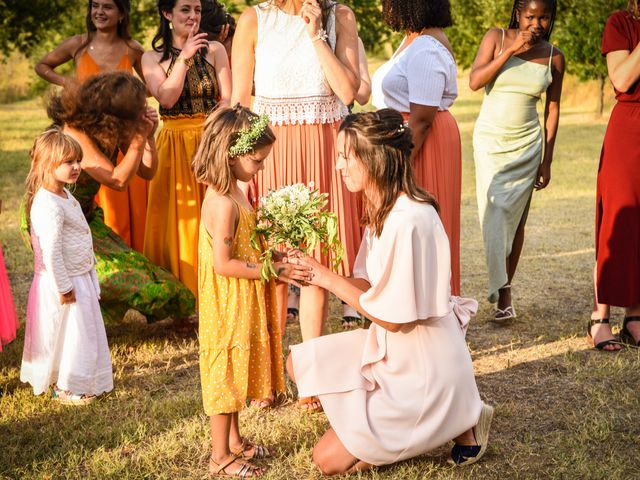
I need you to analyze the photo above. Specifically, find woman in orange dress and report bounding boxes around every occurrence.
[34,0,148,253]
[371,0,461,295]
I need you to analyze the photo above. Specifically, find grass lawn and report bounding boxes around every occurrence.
[1,76,639,480]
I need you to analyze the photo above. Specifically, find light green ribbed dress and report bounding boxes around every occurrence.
[473,37,553,302]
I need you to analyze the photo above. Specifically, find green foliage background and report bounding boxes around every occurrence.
[0,0,631,98]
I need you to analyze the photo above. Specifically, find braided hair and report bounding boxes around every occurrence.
[508,0,557,40]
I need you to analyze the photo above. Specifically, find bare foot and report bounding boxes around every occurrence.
[249,397,274,409]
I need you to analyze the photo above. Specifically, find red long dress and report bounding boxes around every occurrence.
[596,11,640,307]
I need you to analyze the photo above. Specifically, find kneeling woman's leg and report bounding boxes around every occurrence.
[313,428,372,476]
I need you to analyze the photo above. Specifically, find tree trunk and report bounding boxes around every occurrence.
[596,75,605,117]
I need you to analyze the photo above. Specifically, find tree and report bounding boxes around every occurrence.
[553,0,626,115]
[448,0,513,69]
[0,0,157,58]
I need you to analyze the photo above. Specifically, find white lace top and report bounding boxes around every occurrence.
[372,35,458,112]
[30,188,97,294]
[253,1,349,125]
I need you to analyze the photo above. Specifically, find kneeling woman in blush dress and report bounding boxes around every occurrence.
[287,109,493,475]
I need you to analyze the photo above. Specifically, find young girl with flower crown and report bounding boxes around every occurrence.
[192,104,309,477]
[20,128,113,405]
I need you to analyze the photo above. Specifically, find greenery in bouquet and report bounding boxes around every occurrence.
[251,183,343,282]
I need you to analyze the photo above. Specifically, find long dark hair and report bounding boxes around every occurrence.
[152,0,206,62]
[74,0,135,60]
[339,109,438,236]
[508,0,557,40]
[201,0,235,42]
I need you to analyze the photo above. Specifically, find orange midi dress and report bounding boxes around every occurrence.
[198,196,285,415]
[250,2,361,275]
[76,48,149,253]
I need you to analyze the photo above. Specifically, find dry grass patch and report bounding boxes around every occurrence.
[1,81,640,479]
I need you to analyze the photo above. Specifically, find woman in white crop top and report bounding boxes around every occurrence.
[372,0,462,297]
[231,0,363,411]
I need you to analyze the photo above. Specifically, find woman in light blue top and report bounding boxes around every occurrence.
[470,0,564,321]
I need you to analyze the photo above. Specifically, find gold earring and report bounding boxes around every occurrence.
[169,21,173,30]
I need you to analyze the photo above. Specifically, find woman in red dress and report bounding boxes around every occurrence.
[590,1,640,349]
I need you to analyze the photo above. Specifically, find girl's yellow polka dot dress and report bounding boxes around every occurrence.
[198,198,285,416]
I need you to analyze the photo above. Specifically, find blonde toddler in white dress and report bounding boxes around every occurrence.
[20,129,113,404]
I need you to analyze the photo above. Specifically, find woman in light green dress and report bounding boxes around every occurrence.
[470,0,564,320]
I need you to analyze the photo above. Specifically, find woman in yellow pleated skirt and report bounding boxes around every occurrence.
[141,2,231,297]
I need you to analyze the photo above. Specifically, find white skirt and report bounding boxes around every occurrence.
[20,270,113,395]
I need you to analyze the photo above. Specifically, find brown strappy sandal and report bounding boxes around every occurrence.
[209,456,264,478]
[231,439,272,460]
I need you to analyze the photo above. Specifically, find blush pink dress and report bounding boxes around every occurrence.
[291,195,482,466]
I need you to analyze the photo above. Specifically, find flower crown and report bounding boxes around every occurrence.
[228,114,270,157]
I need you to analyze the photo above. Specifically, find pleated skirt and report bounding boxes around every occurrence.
[252,121,362,276]
[406,111,462,295]
[143,115,206,297]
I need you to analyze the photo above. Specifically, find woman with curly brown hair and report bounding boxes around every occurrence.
[42,71,195,322]
[35,0,149,253]
[372,0,462,296]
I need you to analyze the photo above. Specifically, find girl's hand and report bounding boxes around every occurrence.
[60,289,76,305]
[510,30,535,54]
[181,24,209,60]
[535,162,551,190]
[273,258,311,287]
[301,0,322,38]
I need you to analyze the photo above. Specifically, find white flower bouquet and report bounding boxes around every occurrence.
[251,183,343,282]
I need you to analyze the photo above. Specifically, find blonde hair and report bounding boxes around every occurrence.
[192,104,275,195]
[629,0,639,18]
[25,127,83,220]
